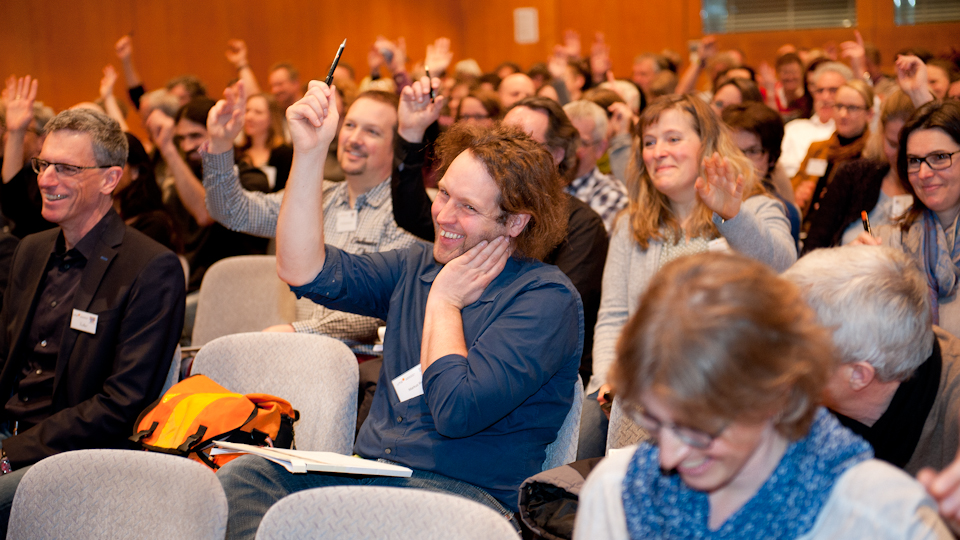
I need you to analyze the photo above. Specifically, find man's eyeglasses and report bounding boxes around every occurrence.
[831,103,868,114]
[31,158,112,177]
[627,405,726,450]
[906,151,960,174]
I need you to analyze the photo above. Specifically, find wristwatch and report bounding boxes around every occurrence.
[0,450,12,475]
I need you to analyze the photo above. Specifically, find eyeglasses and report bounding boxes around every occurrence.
[31,158,112,177]
[628,406,726,450]
[906,150,960,173]
[831,103,868,114]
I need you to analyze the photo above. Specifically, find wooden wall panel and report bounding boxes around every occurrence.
[1,0,958,119]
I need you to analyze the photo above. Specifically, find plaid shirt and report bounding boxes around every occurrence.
[565,167,628,233]
[202,148,422,355]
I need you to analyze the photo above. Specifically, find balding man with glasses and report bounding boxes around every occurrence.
[0,109,185,536]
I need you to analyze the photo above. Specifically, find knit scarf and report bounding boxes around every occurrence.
[902,208,960,325]
[621,409,872,540]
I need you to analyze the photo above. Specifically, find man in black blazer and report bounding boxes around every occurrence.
[0,109,185,532]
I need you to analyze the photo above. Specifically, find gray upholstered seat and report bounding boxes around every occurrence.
[191,255,297,347]
[542,375,584,471]
[7,449,227,540]
[254,486,519,540]
[605,396,651,452]
[191,332,358,454]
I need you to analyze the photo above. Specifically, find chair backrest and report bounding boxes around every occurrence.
[191,255,298,347]
[606,396,651,452]
[192,332,358,454]
[160,344,182,395]
[7,449,227,540]
[542,375,584,471]
[254,486,519,540]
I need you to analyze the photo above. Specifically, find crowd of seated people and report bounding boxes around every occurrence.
[1,25,960,539]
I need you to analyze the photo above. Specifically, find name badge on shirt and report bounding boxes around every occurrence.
[336,210,358,233]
[891,194,914,219]
[70,309,98,335]
[708,237,731,253]
[391,364,424,403]
[805,158,828,177]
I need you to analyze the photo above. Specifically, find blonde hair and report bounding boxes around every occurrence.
[626,94,762,249]
[863,90,915,161]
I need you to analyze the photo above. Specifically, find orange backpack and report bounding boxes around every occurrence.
[130,374,299,470]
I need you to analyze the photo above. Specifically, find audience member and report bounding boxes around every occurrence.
[762,53,807,121]
[114,132,180,252]
[115,35,205,110]
[202,84,420,356]
[575,251,951,539]
[631,53,667,99]
[709,77,763,117]
[0,109,184,535]
[582,94,796,460]
[856,100,960,339]
[498,73,536,110]
[803,91,915,252]
[217,82,581,538]
[267,63,303,111]
[780,62,852,179]
[562,100,628,231]
[455,88,501,127]
[792,79,874,221]
[928,59,960,101]
[236,93,293,191]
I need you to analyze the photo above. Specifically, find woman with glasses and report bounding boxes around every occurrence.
[802,91,915,253]
[582,94,795,459]
[455,88,501,128]
[791,79,874,221]
[858,100,960,338]
[575,252,951,539]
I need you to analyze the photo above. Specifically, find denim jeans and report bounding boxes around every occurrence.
[577,390,609,460]
[217,454,520,540]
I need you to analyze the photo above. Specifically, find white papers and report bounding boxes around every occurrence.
[514,8,539,44]
[213,441,413,477]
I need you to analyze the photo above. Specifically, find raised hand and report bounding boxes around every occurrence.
[425,37,453,76]
[558,29,582,59]
[430,236,511,310]
[698,36,718,63]
[5,75,38,133]
[115,35,133,62]
[896,55,935,107]
[840,30,866,75]
[207,81,247,154]
[607,102,635,138]
[696,152,744,221]
[225,39,249,69]
[398,76,444,143]
[146,109,176,154]
[285,81,339,156]
[374,36,407,75]
[100,65,118,100]
[590,32,612,83]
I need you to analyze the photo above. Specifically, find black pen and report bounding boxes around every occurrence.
[861,210,873,236]
[325,39,346,86]
[425,66,436,102]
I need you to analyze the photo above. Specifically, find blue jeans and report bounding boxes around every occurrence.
[577,390,609,460]
[218,455,520,540]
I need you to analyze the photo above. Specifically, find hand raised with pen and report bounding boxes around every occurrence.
[286,81,339,156]
[696,152,744,221]
[398,76,444,143]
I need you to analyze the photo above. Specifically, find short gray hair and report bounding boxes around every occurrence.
[563,100,608,144]
[44,109,128,168]
[812,62,853,86]
[141,89,180,119]
[783,245,933,382]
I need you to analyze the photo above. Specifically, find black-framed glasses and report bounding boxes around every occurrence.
[627,406,726,450]
[31,158,112,177]
[831,103,868,114]
[906,151,960,174]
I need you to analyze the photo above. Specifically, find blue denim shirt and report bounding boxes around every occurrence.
[291,243,583,510]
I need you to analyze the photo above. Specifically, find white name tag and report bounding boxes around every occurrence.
[70,309,98,334]
[890,194,913,219]
[805,158,828,177]
[391,364,424,403]
[708,237,731,253]
[336,210,358,233]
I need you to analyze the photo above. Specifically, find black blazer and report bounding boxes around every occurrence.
[0,210,185,469]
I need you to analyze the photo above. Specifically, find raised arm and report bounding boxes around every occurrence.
[897,55,936,108]
[677,36,717,95]
[99,65,129,132]
[148,109,212,226]
[225,39,262,97]
[114,35,144,108]
[2,76,38,184]
[276,82,340,286]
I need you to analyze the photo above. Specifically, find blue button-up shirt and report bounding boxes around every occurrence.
[291,243,583,510]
